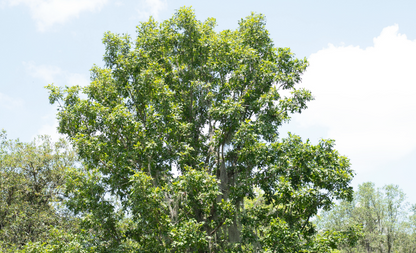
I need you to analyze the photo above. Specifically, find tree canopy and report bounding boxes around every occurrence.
[46,7,355,252]
[0,131,80,252]
[318,182,416,253]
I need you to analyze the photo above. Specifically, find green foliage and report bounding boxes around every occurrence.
[20,227,94,253]
[0,130,80,252]
[317,182,416,252]
[46,7,354,252]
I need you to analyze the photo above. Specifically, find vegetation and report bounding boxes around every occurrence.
[44,7,355,252]
[5,7,410,253]
[0,130,80,252]
[317,182,416,252]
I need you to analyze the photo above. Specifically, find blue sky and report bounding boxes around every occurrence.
[1,0,416,203]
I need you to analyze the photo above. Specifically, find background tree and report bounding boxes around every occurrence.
[0,130,80,252]
[317,182,416,253]
[47,7,355,252]
[383,184,407,252]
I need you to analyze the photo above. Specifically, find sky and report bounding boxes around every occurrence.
[1,0,416,203]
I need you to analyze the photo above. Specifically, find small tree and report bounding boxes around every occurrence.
[317,182,416,253]
[47,7,354,252]
[0,130,79,252]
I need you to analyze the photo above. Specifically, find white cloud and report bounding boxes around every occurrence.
[0,93,24,110]
[67,73,90,87]
[24,61,62,83]
[292,24,416,172]
[24,61,89,87]
[137,0,167,20]
[114,0,123,7]
[6,0,108,31]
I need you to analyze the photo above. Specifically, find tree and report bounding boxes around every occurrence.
[47,7,354,252]
[0,130,80,252]
[317,182,416,253]
[383,185,407,253]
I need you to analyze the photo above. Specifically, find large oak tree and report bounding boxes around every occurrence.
[47,7,355,252]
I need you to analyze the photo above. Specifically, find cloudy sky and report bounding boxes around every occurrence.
[1,0,416,202]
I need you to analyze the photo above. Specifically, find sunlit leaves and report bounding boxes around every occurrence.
[45,6,354,252]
